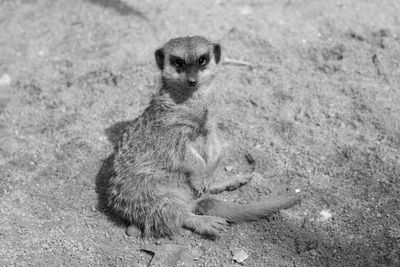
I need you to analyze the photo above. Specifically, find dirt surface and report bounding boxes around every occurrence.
[1,0,400,266]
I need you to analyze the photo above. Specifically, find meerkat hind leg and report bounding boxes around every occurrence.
[209,175,252,194]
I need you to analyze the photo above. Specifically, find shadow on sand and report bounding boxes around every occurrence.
[95,121,132,225]
[85,0,149,18]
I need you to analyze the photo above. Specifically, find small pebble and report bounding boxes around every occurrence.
[224,166,234,172]
[38,48,46,57]
[317,209,333,222]
[231,249,248,263]
[295,188,301,193]
[126,225,142,237]
[0,74,11,86]
[240,6,253,15]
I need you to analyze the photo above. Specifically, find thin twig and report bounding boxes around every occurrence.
[223,58,253,67]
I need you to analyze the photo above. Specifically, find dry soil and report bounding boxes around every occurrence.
[1,0,400,266]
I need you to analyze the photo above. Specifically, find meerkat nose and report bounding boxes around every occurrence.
[187,78,198,87]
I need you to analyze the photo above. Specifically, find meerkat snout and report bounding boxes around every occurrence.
[187,77,198,87]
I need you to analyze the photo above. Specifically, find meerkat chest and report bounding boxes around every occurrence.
[190,133,210,161]
[191,120,219,162]
[185,106,219,162]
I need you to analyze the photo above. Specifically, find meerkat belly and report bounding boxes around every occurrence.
[205,129,221,160]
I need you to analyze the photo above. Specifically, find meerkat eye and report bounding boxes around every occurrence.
[198,57,208,66]
[174,59,184,68]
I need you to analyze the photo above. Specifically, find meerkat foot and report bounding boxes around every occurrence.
[183,214,228,238]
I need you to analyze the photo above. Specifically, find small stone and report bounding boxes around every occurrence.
[38,48,46,57]
[0,74,11,86]
[231,249,248,264]
[295,189,301,193]
[240,6,253,15]
[224,166,234,172]
[126,225,142,237]
[317,209,333,222]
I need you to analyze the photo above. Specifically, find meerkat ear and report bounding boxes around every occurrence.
[155,48,165,70]
[213,43,221,64]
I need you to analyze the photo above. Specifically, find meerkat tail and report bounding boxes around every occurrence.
[194,195,300,223]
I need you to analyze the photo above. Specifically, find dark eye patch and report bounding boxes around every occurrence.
[170,56,185,69]
[198,53,210,66]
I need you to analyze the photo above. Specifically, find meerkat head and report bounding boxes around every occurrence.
[155,36,221,97]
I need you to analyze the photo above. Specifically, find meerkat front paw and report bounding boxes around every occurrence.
[190,178,210,198]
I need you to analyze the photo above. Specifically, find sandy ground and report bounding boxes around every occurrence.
[1,0,400,266]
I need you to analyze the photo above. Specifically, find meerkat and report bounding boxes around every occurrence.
[107,36,300,238]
